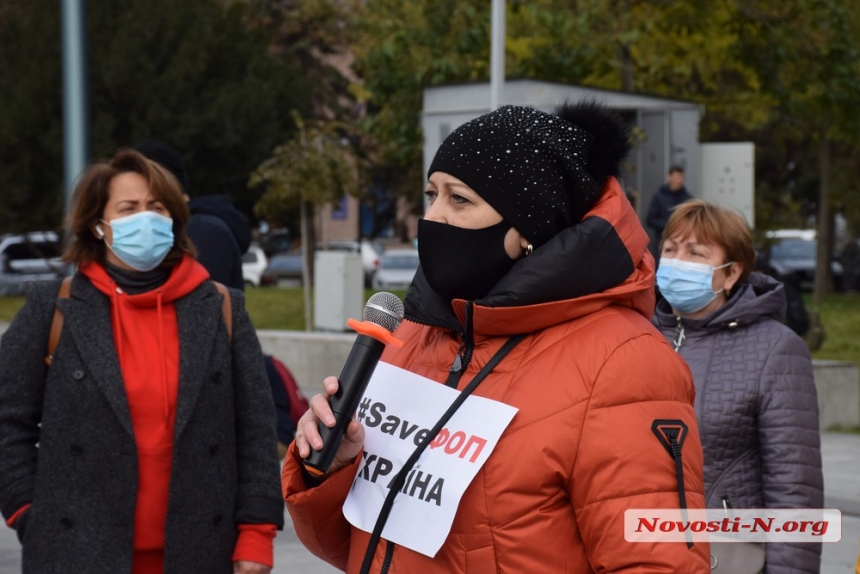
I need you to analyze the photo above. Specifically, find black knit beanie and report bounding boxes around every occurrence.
[427,101,630,248]
[133,139,189,193]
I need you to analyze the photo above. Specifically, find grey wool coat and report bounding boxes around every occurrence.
[0,274,284,573]
[654,272,823,574]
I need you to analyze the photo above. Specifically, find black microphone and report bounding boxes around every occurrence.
[303,291,404,476]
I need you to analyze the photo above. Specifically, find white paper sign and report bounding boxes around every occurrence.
[342,361,518,557]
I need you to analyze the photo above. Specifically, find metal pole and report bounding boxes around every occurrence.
[490,0,505,111]
[61,0,89,217]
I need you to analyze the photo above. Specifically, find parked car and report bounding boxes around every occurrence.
[0,231,68,296]
[372,248,420,290]
[317,239,384,286]
[261,248,303,286]
[839,239,860,292]
[241,245,268,287]
[759,229,843,291]
[259,230,293,257]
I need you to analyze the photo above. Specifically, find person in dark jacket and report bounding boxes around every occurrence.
[134,140,298,450]
[653,199,823,574]
[646,165,693,239]
[0,149,283,574]
[134,140,251,290]
[186,194,252,290]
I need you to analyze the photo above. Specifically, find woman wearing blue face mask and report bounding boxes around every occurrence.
[0,150,283,574]
[653,199,823,574]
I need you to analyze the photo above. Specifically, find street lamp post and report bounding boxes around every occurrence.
[61,0,89,217]
[490,0,505,111]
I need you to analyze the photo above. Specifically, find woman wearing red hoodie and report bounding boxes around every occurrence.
[0,150,283,573]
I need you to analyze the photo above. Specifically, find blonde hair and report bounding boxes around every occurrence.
[662,199,755,283]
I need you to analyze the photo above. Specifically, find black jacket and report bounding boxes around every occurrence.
[187,195,252,290]
[646,184,693,234]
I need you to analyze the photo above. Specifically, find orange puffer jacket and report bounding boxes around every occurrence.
[283,179,710,573]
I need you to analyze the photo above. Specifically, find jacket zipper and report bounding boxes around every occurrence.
[672,315,686,351]
[405,302,474,388]
[445,302,474,388]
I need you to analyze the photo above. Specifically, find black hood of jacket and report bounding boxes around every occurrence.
[188,195,252,254]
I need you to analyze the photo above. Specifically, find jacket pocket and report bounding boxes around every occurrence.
[707,448,760,507]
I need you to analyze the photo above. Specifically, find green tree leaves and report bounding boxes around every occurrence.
[0,0,310,232]
[86,0,310,215]
[0,2,64,232]
[3,0,860,255]
[251,113,362,216]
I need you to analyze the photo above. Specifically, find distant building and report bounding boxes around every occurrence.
[422,79,754,249]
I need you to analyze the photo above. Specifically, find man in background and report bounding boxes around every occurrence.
[647,165,693,240]
[135,139,302,452]
[133,139,250,290]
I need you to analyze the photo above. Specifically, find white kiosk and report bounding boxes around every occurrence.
[422,80,754,239]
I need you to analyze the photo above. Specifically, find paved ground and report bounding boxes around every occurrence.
[0,432,857,573]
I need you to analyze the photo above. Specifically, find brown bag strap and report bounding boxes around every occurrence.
[45,277,73,367]
[44,278,233,368]
[212,281,233,342]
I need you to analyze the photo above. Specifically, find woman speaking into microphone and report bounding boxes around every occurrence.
[284,103,711,573]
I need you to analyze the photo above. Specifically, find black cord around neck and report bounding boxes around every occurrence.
[359,334,525,574]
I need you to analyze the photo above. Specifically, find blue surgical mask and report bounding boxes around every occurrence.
[656,257,733,314]
[100,211,174,271]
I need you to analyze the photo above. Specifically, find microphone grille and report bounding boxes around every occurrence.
[363,291,404,333]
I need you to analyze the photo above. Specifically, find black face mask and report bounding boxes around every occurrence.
[417,218,517,301]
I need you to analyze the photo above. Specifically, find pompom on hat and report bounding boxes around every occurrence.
[427,100,631,248]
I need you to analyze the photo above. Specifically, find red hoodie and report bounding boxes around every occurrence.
[81,256,275,573]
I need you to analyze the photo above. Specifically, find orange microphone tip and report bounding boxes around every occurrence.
[303,464,325,476]
[346,318,404,348]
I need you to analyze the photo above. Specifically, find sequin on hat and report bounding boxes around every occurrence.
[428,105,600,248]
